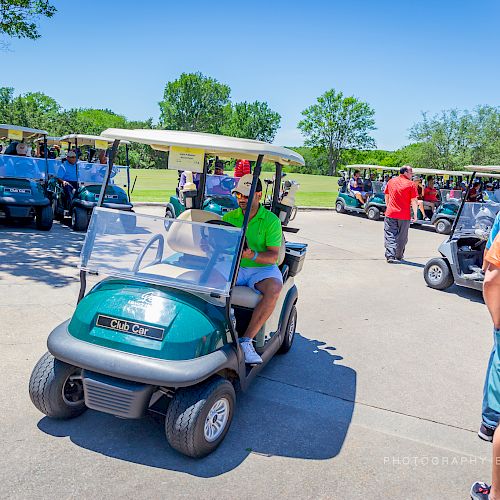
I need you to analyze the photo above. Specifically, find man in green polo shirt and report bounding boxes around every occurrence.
[223,174,283,364]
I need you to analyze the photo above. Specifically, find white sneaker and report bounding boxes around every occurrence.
[240,340,262,364]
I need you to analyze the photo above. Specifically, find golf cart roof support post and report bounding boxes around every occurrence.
[97,139,120,208]
[43,134,48,187]
[449,171,477,240]
[225,153,264,361]
[126,144,131,199]
[273,162,282,209]
[75,137,78,159]
[196,154,209,209]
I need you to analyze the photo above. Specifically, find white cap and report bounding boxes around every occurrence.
[16,142,28,155]
[232,174,261,196]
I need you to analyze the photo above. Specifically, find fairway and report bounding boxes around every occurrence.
[129,169,340,207]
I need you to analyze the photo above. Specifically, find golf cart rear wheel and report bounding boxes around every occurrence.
[165,377,235,458]
[278,305,297,354]
[72,207,89,232]
[366,206,381,221]
[29,352,86,419]
[424,258,454,290]
[35,205,53,231]
[435,219,452,235]
[335,200,346,214]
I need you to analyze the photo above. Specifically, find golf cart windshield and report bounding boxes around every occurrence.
[80,208,242,296]
[440,189,463,203]
[205,175,238,197]
[372,181,384,194]
[0,155,47,180]
[76,161,128,186]
[454,202,500,237]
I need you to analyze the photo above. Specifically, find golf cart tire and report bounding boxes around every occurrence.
[35,205,53,231]
[278,305,297,354]
[335,200,346,214]
[165,207,175,219]
[29,352,87,419]
[72,207,89,232]
[366,206,381,221]
[424,258,454,290]
[435,219,452,235]
[165,377,235,458]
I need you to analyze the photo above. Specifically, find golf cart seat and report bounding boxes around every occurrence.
[177,209,221,223]
[230,237,286,309]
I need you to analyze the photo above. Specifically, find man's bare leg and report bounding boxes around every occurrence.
[244,278,282,339]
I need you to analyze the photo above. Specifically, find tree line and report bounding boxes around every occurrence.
[1,73,498,174]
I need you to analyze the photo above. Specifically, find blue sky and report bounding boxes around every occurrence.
[1,0,498,150]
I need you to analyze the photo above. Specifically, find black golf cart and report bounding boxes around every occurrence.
[29,129,308,458]
[0,124,53,230]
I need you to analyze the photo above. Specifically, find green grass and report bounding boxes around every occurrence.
[129,169,339,207]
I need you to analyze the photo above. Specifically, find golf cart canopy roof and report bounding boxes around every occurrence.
[346,164,400,171]
[60,134,130,147]
[0,124,48,141]
[34,136,61,146]
[411,167,469,176]
[464,165,500,174]
[100,128,305,166]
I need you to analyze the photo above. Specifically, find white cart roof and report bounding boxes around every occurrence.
[34,136,61,145]
[346,164,400,171]
[60,134,130,146]
[0,124,48,140]
[464,165,500,174]
[101,128,305,166]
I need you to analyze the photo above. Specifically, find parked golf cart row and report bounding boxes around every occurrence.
[0,125,133,232]
[335,164,489,235]
[424,165,500,293]
[29,129,308,459]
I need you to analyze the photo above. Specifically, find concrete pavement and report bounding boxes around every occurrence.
[0,210,493,499]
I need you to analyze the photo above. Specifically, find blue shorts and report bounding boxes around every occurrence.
[236,265,283,293]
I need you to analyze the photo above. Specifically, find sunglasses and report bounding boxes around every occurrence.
[234,192,248,200]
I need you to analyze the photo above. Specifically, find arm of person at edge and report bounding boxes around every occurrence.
[242,246,280,265]
[483,234,500,329]
[410,197,418,222]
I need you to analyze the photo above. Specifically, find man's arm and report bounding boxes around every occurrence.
[242,246,280,265]
[411,197,418,222]
[484,264,500,329]
[385,195,389,205]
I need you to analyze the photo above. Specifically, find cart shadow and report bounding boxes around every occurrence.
[0,222,84,287]
[37,334,356,477]
[443,284,484,304]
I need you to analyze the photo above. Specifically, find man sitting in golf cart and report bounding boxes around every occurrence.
[58,151,79,206]
[349,170,370,205]
[222,174,283,365]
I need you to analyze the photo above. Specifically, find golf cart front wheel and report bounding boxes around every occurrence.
[29,352,86,419]
[424,258,454,290]
[366,206,381,221]
[165,377,235,458]
[164,207,175,219]
[335,200,346,214]
[278,305,297,354]
[72,207,89,231]
[35,205,53,231]
[435,219,452,235]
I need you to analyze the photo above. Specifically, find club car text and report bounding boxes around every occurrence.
[96,315,164,340]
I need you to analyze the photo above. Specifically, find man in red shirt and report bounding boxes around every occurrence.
[383,165,418,263]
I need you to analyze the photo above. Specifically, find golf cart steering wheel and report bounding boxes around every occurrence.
[203,220,238,255]
[132,234,165,273]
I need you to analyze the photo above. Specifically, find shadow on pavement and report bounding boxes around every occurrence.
[0,222,84,287]
[37,334,356,477]
[398,259,425,268]
[443,284,484,304]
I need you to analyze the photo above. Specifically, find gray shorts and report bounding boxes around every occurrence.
[236,265,283,293]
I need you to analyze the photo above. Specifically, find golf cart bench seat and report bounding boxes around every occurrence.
[230,238,287,309]
[178,209,221,223]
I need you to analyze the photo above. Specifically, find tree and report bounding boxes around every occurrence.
[159,72,231,134]
[298,89,376,175]
[221,101,281,142]
[0,0,56,40]
[6,91,60,131]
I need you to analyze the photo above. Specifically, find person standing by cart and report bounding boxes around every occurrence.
[383,165,418,263]
[471,232,500,499]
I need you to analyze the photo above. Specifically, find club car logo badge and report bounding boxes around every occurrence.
[5,187,31,194]
[96,314,164,341]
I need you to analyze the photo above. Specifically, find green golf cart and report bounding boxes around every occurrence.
[0,124,53,230]
[165,173,240,219]
[49,134,133,231]
[29,129,307,458]
[335,165,399,219]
